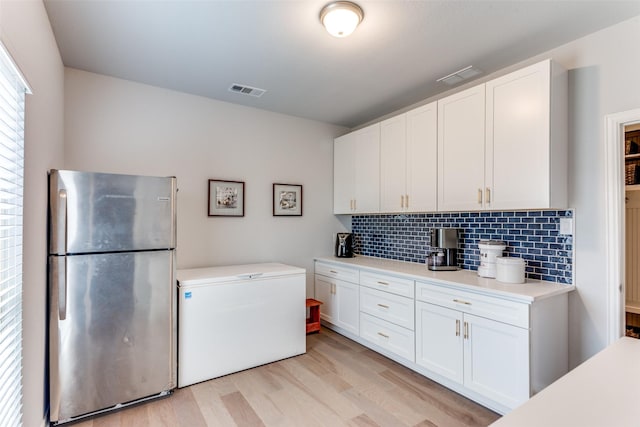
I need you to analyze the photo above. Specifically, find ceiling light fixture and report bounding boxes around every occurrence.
[320,1,364,38]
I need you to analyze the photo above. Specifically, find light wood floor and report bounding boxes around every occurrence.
[73,327,500,427]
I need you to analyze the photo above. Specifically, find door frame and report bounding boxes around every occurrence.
[605,108,640,344]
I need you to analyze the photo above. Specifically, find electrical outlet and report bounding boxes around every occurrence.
[559,218,574,235]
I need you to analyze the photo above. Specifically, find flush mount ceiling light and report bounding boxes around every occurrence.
[320,1,364,38]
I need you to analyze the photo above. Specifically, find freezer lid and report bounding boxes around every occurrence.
[177,263,305,286]
[49,170,177,254]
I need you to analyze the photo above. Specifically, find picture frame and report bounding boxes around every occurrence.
[273,183,302,216]
[208,179,245,217]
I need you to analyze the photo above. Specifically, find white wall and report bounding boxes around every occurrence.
[0,1,65,426]
[550,15,640,367]
[64,69,348,295]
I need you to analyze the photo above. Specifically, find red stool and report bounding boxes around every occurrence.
[306,298,323,334]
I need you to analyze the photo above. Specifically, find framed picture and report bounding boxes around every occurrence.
[273,183,302,216]
[208,179,245,217]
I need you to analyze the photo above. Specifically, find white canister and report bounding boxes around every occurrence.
[496,257,526,284]
[478,240,506,278]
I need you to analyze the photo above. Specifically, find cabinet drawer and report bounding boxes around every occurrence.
[315,261,359,284]
[360,312,415,362]
[415,281,529,328]
[360,271,414,298]
[360,286,414,330]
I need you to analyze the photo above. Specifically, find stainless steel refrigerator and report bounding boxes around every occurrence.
[48,170,177,424]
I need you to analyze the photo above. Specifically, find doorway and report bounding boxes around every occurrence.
[624,124,640,337]
[605,108,640,344]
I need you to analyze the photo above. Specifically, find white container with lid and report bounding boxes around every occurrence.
[478,240,506,278]
[496,257,526,284]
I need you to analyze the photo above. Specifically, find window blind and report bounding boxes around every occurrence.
[0,42,29,427]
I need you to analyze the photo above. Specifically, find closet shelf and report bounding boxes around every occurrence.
[625,184,640,192]
[625,301,640,315]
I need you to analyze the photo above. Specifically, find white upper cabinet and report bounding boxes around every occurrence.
[335,59,567,214]
[333,123,380,214]
[438,59,567,212]
[485,59,567,210]
[380,114,407,212]
[437,85,487,211]
[380,102,437,213]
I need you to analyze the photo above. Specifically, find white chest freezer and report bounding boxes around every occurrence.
[177,263,306,387]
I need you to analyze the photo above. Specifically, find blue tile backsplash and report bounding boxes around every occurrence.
[351,210,574,284]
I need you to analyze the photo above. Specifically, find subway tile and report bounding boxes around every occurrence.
[351,209,573,284]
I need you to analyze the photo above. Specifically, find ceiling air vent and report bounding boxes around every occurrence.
[228,83,267,98]
[436,66,482,86]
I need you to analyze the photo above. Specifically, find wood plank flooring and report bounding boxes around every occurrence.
[72,328,500,427]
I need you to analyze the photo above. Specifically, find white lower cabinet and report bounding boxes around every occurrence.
[360,312,415,362]
[314,262,360,335]
[314,258,570,415]
[416,301,529,409]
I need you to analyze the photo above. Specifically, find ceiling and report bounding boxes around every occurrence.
[44,1,640,128]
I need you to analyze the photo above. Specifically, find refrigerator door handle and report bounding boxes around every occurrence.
[57,257,67,320]
[55,189,67,254]
[50,256,67,321]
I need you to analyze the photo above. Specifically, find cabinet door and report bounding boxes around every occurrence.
[335,280,360,335]
[415,301,463,384]
[486,60,551,210]
[314,275,336,324]
[464,313,530,409]
[406,102,437,212]
[380,114,407,212]
[334,133,356,214]
[438,85,486,211]
[353,123,381,213]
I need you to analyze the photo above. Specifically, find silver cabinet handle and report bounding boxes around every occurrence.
[353,199,357,211]
[377,303,389,309]
[464,321,469,340]
[486,187,491,204]
[377,332,389,338]
[455,319,460,337]
[405,194,409,208]
[330,270,338,274]
[453,299,472,305]
[477,188,483,204]
[377,281,389,286]
[400,195,404,208]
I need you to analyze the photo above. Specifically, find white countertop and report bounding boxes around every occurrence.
[315,255,574,303]
[490,337,640,427]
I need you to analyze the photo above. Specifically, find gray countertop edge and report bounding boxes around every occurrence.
[314,255,575,304]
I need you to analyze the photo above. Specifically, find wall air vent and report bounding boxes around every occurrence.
[228,83,267,98]
[436,65,482,86]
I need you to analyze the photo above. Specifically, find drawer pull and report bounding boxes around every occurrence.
[377,281,389,286]
[455,319,460,337]
[329,270,338,274]
[453,299,472,305]
[377,304,389,309]
[377,332,389,338]
[464,321,469,340]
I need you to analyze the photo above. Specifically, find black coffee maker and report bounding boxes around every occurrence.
[335,233,354,258]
